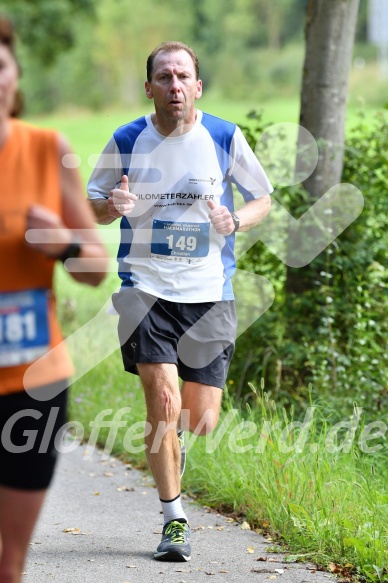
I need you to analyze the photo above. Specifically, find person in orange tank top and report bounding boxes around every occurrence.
[0,16,108,582]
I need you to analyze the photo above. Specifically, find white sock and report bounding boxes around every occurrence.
[160,493,188,524]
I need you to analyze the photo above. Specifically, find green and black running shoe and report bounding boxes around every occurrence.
[177,430,186,478]
[154,519,191,562]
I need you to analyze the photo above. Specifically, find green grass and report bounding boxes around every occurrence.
[185,388,388,581]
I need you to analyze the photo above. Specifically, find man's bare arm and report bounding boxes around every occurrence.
[89,175,137,225]
[89,198,117,225]
[236,195,271,232]
[208,194,271,235]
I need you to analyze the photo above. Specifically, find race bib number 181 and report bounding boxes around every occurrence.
[0,289,50,367]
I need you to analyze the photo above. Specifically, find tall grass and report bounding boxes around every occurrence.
[184,385,388,581]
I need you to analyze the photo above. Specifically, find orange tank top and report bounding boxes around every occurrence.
[0,119,74,395]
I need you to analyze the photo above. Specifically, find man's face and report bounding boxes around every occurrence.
[145,50,202,125]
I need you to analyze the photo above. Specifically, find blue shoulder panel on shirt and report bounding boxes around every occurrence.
[114,117,148,174]
[201,112,236,176]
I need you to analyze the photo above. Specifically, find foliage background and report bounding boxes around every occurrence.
[1,0,383,114]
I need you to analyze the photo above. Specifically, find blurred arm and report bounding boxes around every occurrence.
[27,135,109,286]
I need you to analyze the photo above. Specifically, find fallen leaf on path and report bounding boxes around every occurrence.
[93,491,100,496]
[103,472,114,477]
[257,557,267,561]
[247,546,255,553]
[274,569,284,574]
[63,527,90,536]
[240,521,251,530]
[328,562,354,578]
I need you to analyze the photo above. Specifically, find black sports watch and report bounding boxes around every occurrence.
[57,240,82,263]
[231,212,240,233]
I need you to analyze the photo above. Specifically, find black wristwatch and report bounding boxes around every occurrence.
[231,212,240,233]
[57,240,82,263]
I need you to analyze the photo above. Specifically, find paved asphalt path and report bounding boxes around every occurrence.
[25,443,335,583]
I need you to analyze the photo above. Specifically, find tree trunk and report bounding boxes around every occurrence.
[286,0,360,295]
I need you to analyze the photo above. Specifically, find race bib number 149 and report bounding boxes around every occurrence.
[151,220,210,258]
[0,289,50,367]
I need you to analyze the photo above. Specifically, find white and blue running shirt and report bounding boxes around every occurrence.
[88,110,273,302]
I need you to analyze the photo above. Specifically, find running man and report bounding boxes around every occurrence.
[88,41,272,562]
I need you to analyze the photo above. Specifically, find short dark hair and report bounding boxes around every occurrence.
[0,15,23,117]
[146,41,199,82]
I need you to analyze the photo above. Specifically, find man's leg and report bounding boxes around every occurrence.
[180,382,223,435]
[137,362,181,499]
[0,486,46,583]
[137,362,191,562]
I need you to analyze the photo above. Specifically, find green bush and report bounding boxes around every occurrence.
[231,110,388,417]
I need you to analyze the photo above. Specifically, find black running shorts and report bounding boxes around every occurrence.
[0,381,68,490]
[112,288,237,389]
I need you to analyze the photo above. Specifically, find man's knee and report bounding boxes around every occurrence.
[181,408,219,436]
[147,388,182,426]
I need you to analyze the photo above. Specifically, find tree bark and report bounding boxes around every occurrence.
[286,0,360,294]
